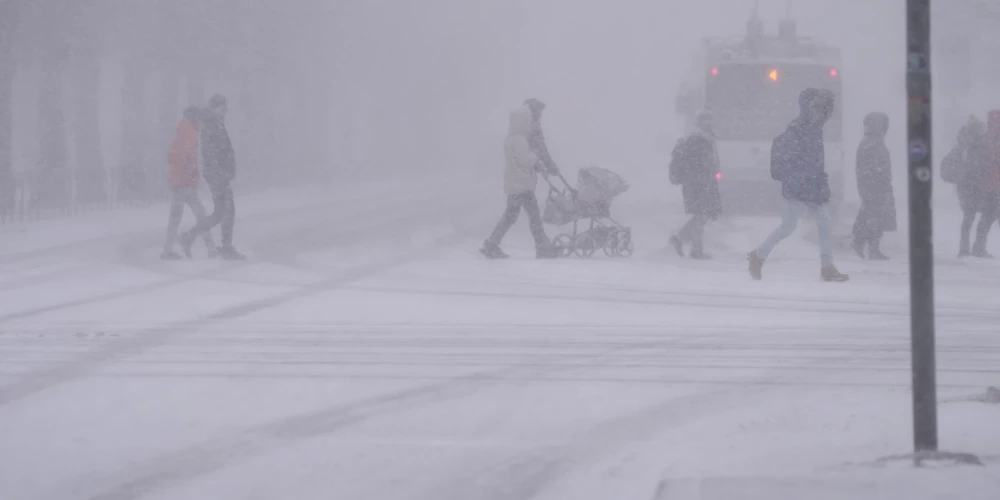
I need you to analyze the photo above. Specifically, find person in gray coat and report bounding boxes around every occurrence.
[851,112,897,260]
[481,104,557,259]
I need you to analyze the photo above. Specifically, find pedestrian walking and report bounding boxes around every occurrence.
[851,112,896,260]
[179,94,245,260]
[162,106,216,260]
[747,88,849,282]
[668,110,722,259]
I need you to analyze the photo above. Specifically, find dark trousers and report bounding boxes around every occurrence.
[487,191,548,249]
[677,213,708,253]
[965,193,999,253]
[186,182,235,247]
[164,187,215,253]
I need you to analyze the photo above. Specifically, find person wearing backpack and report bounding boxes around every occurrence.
[747,88,849,282]
[944,116,992,257]
[668,110,722,259]
[851,112,896,260]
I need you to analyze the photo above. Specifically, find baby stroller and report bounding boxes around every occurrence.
[542,166,633,258]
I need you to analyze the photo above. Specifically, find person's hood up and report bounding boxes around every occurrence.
[524,98,545,122]
[508,105,534,137]
[694,110,714,137]
[863,112,889,137]
[797,87,834,126]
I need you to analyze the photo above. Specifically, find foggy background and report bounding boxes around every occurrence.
[1,0,998,215]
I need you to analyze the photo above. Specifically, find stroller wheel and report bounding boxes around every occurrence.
[603,230,620,257]
[553,234,574,257]
[574,234,597,258]
[618,231,634,258]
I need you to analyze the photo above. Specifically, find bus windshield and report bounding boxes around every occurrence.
[705,63,842,141]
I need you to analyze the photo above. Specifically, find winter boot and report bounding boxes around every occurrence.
[179,233,195,259]
[689,250,712,260]
[747,251,764,281]
[536,244,560,259]
[207,247,221,259]
[160,250,183,261]
[668,235,685,257]
[219,246,247,261]
[852,238,867,259]
[479,240,509,260]
[972,248,996,259]
[821,265,850,282]
[868,239,890,260]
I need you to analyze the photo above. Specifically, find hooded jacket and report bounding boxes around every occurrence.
[168,107,202,189]
[772,88,833,204]
[853,112,896,235]
[524,98,557,171]
[503,105,540,195]
[956,117,990,212]
[675,111,722,217]
[200,108,236,186]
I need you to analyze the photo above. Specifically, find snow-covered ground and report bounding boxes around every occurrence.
[1,179,998,500]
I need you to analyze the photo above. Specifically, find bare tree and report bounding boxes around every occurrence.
[0,0,24,214]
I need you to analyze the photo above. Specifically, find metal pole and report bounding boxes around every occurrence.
[905,0,938,453]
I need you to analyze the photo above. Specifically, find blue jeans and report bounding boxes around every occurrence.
[756,199,834,267]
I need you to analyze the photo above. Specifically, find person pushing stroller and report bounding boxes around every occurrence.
[481,99,560,259]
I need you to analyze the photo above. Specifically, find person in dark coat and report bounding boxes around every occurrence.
[953,116,992,257]
[179,94,245,260]
[851,112,896,260]
[748,88,848,282]
[668,110,722,259]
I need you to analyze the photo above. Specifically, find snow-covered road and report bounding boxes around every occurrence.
[1,180,998,500]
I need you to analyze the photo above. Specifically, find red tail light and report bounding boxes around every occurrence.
[715,172,723,180]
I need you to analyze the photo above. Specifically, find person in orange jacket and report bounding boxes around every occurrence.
[162,106,216,259]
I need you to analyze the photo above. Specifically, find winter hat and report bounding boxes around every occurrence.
[524,98,546,118]
[966,115,985,134]
[208,94,227,111]
[863,112,889,137]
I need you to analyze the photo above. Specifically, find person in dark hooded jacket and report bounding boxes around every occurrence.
[668,110,722,259]
[179,94,245,260]
[748,88,849,282]
[951,116,993,257]
[851,112,896,260]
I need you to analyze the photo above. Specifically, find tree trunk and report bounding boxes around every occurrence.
[34,54,69,208]
[72,54,106,203]
[0,3,19,215]
[119,59,146,202]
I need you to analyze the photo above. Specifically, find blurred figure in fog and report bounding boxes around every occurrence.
[162,107,217,260]
[523,98,559,175]
[480,102,557,259]
[747,88,849,282]
[943,116,992,258]
[668,110,722,259]
[851,112,896,260]
[180,94,246,260]
[980,110,1000,256]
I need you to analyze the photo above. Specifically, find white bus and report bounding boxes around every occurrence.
[675,19,845,215]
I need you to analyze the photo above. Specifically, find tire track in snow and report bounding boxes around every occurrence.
[0,199,489,407]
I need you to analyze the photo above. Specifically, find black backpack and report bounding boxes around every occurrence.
[669,137,692,185]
